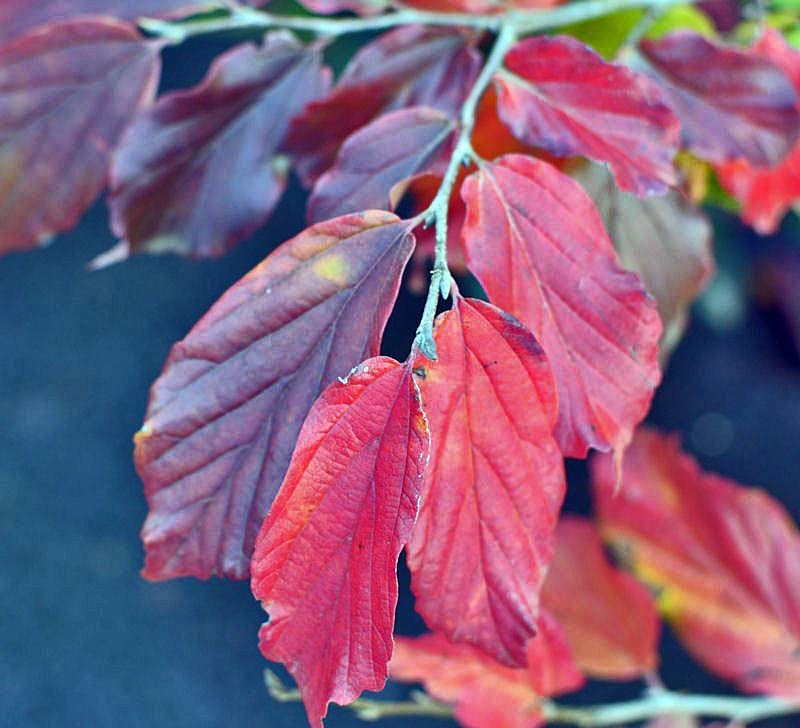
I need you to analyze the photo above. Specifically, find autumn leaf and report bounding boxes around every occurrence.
[593,428,800,699]
[407,295,564,666]
[461,154,662,459]
[285,25,480,186]
[0,19,161,254]
[251,357,429,728]
[0,0,210,43]
[135,212,414,580]
[541,515,660,680]
[307,107,455,223]
[107,33,329,259]
[716,29,800,234]
[494,34,680,196]
[638,31,800,167]
[390,618,583,728]
[572,162,714,363]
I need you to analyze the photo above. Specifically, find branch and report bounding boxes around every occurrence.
[412,21,516,359]
[265,669,800,727]
[139,0,691,43]
[264,670,453,722]
[542,688,799,726]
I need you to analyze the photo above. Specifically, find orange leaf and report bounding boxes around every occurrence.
[593,428,800,699]
[542,515,660,680]
[391,617,583,728]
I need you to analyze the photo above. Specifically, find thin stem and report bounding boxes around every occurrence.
[140,0,691,44]
[542,689,799,726]
[412,22,517,360]
[264,670,453,721]
[265,669,800,727]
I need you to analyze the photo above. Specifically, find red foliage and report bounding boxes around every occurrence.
[407,295,563,665]
[251,357,429,727]
[135,213,414,579]
[495,34,680,196]
[3,4,800,726]
[0,19,160,253]
[461,154,662,459]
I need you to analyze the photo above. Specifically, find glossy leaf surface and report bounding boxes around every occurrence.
[285,25,479,186]
[717,30,800,234]
[135,212,414,580]
[461,154,662,459]
[109,34,328,259]
[407,295,564,666]
[594,428,800,699]
[391,619,583,728]
[573,162,714,361]
[0,19,160,254]
[252,358,429,728]
[541,516,660,679]
[639,31,800,167]
[308,107,455,223]
[495,35,679,196]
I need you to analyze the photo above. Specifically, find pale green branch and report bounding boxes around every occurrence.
[265,670,800,727]
[541,688,799,726]
[412,21,517,359]
[140,0,693,42]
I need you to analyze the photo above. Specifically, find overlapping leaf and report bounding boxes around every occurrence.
[494,34,680,196]
[251,357,429,728]
[717,30,800,234]
[638,31,800,167]
[390,618,583,728]
[573,162,714,361]
[593,428,800,699]
[0,19,160,254]
[0,1,210,43]
[108,33,328,259]
[285,25,480,186]
[135,212,415,580]
[461,154,662,459]
[541,516,660,680]
[407,295,564,666]
[307,107,455,223]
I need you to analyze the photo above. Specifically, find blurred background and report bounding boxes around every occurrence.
[2,29,800,728]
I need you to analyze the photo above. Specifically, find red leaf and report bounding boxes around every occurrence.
[494,35,679,197]
[0,19,160,254]
[716,30,800,234]
[593,428,800,699]
[135,212,414,580]
[572,162,714,362]
[391,620,583,728]
[541,515,660,680]
[251,357,429,728]
[407,295,564,666]
[461,154,662,459]
[107,33,328,259]
[285,25,480,186]
[0,1,207,43]
[639,31,800,167]
[307,107,455,223]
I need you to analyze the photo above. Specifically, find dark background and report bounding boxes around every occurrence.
[2,35,800,728]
